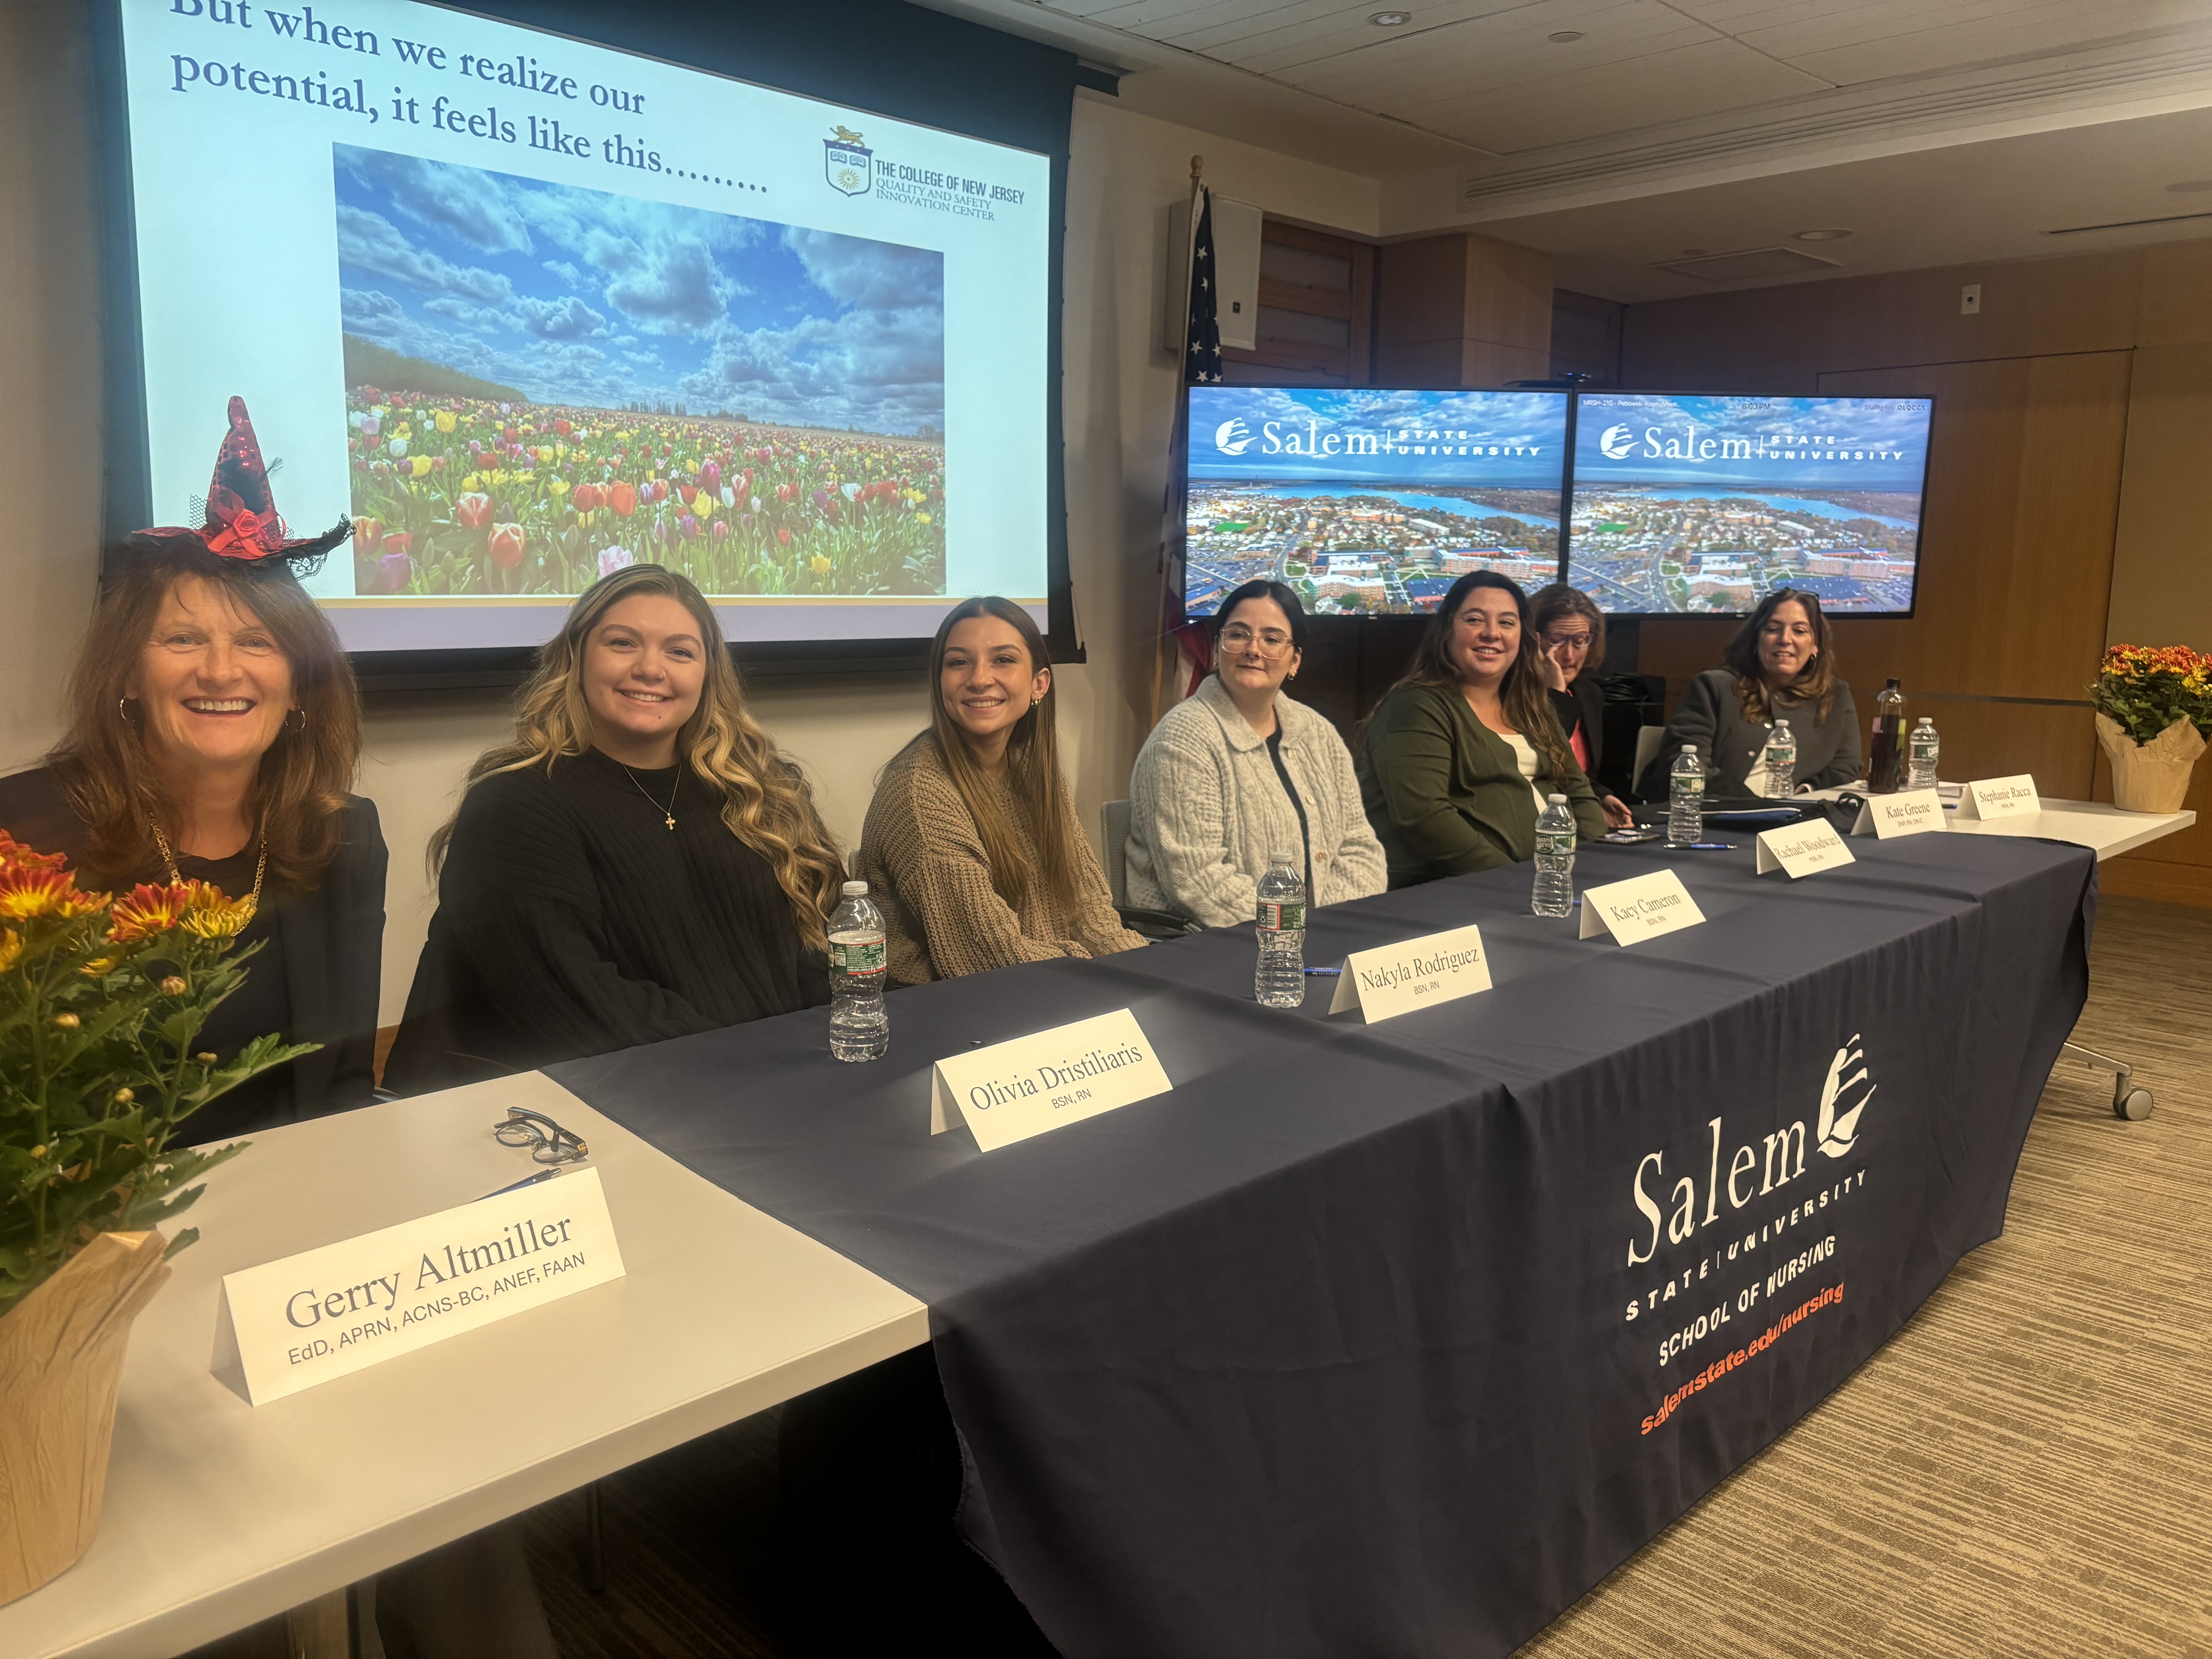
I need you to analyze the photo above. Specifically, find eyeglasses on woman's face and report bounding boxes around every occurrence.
[1219,624,1294,654]
[1541,629,1593,656]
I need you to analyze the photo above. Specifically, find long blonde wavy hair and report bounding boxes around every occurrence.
[430,565,843,947]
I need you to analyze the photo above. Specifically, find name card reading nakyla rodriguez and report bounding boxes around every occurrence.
[1580,868,1706,945]
[1850,788,1946,838]
[1327,922,1491,1023]
[930,1008,1172,1152]
[211,1165,624,1407]
[1958,773,2039,819]
[1755,818,1856,879]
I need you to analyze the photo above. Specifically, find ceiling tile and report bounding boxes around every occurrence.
[1761,0,2199,85]
[1262,0,1719,95]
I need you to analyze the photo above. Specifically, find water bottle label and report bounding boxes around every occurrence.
[1258,900,1305,933]
[830,936,886,976]
[1675,776,1704,797]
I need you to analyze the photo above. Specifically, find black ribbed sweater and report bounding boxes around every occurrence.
[383,747,829,1093]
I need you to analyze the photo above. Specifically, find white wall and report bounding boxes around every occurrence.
[0,13,1382,1022]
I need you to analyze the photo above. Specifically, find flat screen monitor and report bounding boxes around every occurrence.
[1183,388,1571,617]
[109,0,1054,665]
[1565,392,1934,616]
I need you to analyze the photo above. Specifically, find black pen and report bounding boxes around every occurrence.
[476,1168,561,1202]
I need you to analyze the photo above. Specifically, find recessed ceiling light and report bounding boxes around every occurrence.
[2166,179,2212,193]
[1548,29,1583,41]
[1369,10,1413,24]
[1792,228,1852,241]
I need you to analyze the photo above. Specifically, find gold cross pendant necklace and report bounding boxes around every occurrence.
[621,763,680,830]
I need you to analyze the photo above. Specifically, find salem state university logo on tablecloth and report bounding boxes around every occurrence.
[825,125,871,196]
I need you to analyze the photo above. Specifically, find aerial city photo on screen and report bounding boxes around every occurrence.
[1566,392,1934,615]
[1183,387,1569,616]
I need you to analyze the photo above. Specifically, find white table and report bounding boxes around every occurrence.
[0,1072,929,1659]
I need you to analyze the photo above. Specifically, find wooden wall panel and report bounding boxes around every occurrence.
[1376,231,1553,387]
[2106,343,2212,656]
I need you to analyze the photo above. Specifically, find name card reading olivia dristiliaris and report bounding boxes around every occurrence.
[211,1165,625,1406]
[930,1008,1173,1152]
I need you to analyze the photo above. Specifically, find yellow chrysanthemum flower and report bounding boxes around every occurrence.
[179,884,257,941]
[0,928,20,972]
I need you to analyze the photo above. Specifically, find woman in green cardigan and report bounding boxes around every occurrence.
[1359,571,1607,887]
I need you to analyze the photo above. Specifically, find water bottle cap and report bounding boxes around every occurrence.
[1269,852,1294,866]
[841,880,868,896]
[1548,792,1566,803]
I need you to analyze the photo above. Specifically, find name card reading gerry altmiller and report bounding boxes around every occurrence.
[1580,868,1706,946]
[1327,922,1491,1023]
[930,1008,1172,1152]
[1850,788,1946,839]
[1755,818,1856,879]
[1958,773,2040,820]
[211,1166,625,1407]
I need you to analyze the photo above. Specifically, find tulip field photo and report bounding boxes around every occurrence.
[332,145,947,599]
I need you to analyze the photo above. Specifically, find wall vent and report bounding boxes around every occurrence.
[1651,246,1842,283]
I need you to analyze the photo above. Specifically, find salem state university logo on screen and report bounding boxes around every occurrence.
[825,125,871,197]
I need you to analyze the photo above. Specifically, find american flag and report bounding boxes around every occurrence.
[1154,179,1223,719]
[1184,185,1223,386]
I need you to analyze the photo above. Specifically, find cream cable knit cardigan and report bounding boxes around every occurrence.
[1125,675,1387,928]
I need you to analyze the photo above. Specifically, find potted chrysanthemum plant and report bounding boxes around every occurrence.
[2090,644,2212,814]
[0,832,312,1604]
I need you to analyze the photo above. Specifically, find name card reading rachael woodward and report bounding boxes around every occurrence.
[1755,818,1856,879]
[1327,922,1491,1022]
[211,1166,625,1407]
[1850,788,1946,839]
[1580,869,1706,946]
[931,1008,1172,1152]
[1958,773,2040,819]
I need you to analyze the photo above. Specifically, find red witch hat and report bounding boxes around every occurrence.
[113,396,352,579]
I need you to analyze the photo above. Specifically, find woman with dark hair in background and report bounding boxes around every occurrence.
[1125,578,1384,927]
[1530,582,1635,830]
[384,563,842,1092]
[1359,571,1606,888]
[856,594,1142,982]
[1634,587,1860,799]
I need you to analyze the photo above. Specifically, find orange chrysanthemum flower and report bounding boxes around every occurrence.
[0,831,68,874]
[107,882,195,943]
[0,863,108,922]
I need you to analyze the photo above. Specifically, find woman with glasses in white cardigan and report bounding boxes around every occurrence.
[1126,579,1386,928]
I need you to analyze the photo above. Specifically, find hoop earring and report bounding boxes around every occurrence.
[285,707,307,735]
[118,696,136,725]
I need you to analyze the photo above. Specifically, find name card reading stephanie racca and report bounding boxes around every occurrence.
[930,1008,1172,1152]
[211,1166,624,1407]
[1327,922,1491,1022]
[1755,819,1856,879]
[1580,868,1707,945]
[1850,788,1946,839]
[1958,774,2040,820]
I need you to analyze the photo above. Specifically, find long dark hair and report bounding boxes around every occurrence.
[1208,579,1309,651]
[1723,587,1838,722]
[911,596,1080,913]
[430,564,843,948]
[1374,571,1576,780]
[48,553,362,889]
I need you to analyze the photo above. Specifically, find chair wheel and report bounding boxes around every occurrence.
[2115,1085,2154,1121]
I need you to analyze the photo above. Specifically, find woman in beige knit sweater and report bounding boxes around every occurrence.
[857,596,1143,984]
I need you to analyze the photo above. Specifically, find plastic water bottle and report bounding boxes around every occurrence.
[1532,794,1577,916]
[1906,716,1940,790]
[1667,749,1705,847]
[827,879,889,1061]
[1255,853,1305,1009]
[1762,720,1798,800]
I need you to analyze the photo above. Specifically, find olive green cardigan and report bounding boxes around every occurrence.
[1358,682,1606,886]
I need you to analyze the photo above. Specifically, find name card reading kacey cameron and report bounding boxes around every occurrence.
[931,1008,1173,1152]
[211,1164,625,1407]
[1580,868,1707,945]
[1328,922,1491,1022]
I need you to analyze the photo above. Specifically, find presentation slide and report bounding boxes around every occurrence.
[1566,392,1934,616]
[117,0,1051,651]
[1184,388,1570,616]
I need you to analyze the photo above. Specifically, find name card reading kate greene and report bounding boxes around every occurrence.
[1850,788,1946,839]
[211,1166,625,1407]
[1326,922,1491,1022]
[1957,773,2040,820]
[1579,868,1707,946]
[929,1008,1173,1153]
[1755,819,1856,879]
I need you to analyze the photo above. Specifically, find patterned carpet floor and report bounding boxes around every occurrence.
[518,894,2212,1659]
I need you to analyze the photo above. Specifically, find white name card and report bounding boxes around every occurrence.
[1755,818,1856,879]
[929,1008,1172,1152]
[1326,922,1491,1023]
[1580,869,1706,945]
[1850,788,1946,838]
[211,1166,625,1407]
[1958,774,2039,819]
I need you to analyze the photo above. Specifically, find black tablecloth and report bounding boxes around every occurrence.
[551,832,2095,1658]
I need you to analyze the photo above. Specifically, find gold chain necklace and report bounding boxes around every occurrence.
[152,822,267,911]
[620,763,680,830]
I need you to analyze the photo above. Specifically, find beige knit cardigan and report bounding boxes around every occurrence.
[855,734,1145,986]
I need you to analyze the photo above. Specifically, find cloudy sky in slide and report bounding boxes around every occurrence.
[332,145,944,434]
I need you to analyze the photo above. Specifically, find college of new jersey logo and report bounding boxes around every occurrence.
[824,125,871,197]
[1213,418,1255,456]
[1597,423,1637,460]
[1817,1033,1873,1158]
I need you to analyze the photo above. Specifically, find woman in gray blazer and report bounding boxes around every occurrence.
[1636,588,1861,799]
[1128,580,1386,927]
